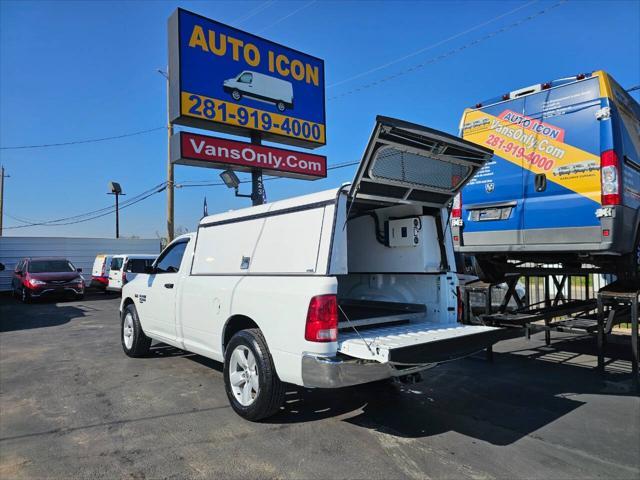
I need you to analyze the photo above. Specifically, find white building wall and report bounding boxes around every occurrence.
[0,237,161,291]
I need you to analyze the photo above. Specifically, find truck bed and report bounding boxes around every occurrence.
[338,299,426,329]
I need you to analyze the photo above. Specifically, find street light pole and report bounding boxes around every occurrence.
[108,182,124,239]
[115,191,120,239]
[0,165,5,236]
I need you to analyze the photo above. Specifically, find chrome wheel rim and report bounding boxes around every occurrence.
[229,345,259,406]
[123,313,134,349]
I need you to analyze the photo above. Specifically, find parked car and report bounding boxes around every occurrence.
[12,257,85,303]
[91,254,113,290]
[119,116,506,421]
[107,254,157,293]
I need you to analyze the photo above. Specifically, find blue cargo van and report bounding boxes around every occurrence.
[453,71,640,281]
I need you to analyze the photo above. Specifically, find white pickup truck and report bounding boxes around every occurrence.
[120,116,504,420]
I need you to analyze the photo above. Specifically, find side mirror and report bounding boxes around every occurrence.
[144,265,156,274]
[77,268,83,273]
[0,263,5,271]
[15,270,22,276]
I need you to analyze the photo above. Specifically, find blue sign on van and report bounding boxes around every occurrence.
[168,8,326,149]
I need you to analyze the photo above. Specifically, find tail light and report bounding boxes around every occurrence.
[452,193,462,218]
[101,261,106,276]
[601,150,620,205]
[305,294,338,342]
[456,286,464,323]
[122,271,127,284]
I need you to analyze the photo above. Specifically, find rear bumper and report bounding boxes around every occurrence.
[90,277,109,289]
[301,355,432,389]
[454,205,638,255]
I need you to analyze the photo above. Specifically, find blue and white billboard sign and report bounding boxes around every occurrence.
[168,8,326,149]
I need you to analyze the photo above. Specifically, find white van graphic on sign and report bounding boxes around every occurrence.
[223,71,294,112]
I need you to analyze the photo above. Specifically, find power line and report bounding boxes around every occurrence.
[4,182,167,229]
[327,0,539,89]
[328,0,567,101]
[254,0,316,34]
[232,0,276,26]
[0,126,165,150]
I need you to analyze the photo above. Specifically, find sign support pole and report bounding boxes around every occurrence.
[166,75,175,242]
[250,132,265,206]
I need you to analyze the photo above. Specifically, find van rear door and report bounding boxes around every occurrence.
[460,96,528,246]
[349,116,493,207]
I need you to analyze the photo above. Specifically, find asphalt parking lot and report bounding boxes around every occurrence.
[1,293,638,479]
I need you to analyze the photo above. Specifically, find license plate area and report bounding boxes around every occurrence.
[469,207,512,221]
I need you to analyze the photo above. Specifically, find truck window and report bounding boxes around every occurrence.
[155,241,188,273]
[239,72,252,84]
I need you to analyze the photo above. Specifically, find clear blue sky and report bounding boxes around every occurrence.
[1,0,638,238]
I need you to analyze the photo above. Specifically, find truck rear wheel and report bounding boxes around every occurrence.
[224,328,285,421]
[121,304,151,357]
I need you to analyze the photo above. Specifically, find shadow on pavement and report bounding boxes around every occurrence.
[0,303,88,332]
[264,335,637,445]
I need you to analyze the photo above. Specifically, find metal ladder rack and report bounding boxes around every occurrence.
[596,281,639,386]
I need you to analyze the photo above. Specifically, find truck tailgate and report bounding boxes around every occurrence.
[338,323,504,364]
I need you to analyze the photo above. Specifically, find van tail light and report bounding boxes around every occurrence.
[122,271,127,284]
[452,193,462,218]
[305,294,338,342]
[601,150,620,205]
[101,262,106,276]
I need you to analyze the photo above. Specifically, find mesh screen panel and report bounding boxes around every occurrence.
[370,145,470,191]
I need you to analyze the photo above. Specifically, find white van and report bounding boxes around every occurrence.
[91,254,113,290]
[120,116,502,421]
[223,71,294,112]
[107,254,157,293]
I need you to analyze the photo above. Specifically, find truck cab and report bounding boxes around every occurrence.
[453,71,640,281]
[119,116,504,421]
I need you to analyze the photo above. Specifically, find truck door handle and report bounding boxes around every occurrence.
[164,283,174,289]
[535,173,547,192]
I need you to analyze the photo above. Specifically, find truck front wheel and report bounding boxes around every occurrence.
[121,304,151,357]
[224,329,285,421]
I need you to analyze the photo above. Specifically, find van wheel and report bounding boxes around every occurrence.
[121,304,151,357]
[224,329,285,421]
[276,101,286,112]
[231,89,242,101]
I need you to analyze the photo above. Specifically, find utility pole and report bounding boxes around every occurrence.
[0,165,5,236]
[158,69,175,242]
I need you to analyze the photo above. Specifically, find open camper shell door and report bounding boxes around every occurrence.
[349,116,493,207]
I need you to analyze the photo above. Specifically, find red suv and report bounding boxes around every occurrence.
[11,257,85,303]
